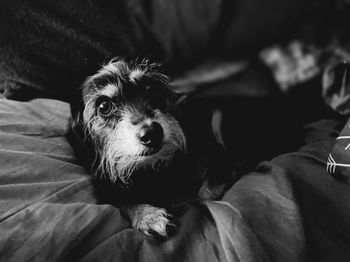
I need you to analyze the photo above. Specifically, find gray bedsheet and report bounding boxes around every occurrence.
[1,98,348,261]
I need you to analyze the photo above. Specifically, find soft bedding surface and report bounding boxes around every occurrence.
[1,98,349,261]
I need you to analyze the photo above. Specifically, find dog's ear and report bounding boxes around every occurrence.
[66,94,94,167]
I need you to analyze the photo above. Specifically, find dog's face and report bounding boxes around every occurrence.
[72,59,187,184]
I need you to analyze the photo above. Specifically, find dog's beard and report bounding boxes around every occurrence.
[83,103,186,184]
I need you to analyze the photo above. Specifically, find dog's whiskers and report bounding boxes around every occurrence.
[77,58,187,187]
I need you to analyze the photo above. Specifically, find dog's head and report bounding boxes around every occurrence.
[69,58,187,185]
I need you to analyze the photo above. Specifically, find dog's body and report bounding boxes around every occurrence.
[68,58,233,238]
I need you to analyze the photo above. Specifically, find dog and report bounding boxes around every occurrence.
[68,58,233,239]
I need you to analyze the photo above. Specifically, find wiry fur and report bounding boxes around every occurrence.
[78,58,185,185]
[128,204,174,237]
[68,58,233,238]
[84,103,186,184]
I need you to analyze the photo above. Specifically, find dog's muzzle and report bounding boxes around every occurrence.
[138,121,164,155]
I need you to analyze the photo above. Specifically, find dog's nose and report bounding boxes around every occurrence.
[138,122,164,148]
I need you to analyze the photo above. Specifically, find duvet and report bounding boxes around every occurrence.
[1,98,349,261]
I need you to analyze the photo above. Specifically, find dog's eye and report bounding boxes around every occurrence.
[97,98,115,117]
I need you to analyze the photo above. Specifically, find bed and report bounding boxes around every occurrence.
[1,1,350,261]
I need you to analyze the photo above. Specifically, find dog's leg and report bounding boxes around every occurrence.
[126,204,174,238]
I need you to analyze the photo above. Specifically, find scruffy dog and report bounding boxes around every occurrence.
[68,58,233,239]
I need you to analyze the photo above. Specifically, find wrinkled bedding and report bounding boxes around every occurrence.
[1,97,349,261]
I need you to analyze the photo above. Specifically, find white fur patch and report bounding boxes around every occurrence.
[129,69,145,84]
[129,204,173,237]
[101,60,128,77]
[105,109,185,183]
[100,84,119,98]
[84,103,186,184]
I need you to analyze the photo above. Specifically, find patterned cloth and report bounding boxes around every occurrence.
[322,60,350,115]
[322,56,350,182]
[261,40,350,116]
[260,41,321,92]
[327,117,350,182]
[261,40,350,182]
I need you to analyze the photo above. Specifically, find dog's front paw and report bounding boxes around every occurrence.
[128,204,174,239]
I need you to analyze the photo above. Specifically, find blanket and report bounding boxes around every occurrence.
[0,98,349,261]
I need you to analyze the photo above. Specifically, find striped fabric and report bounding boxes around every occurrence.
[327,119,350,182]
